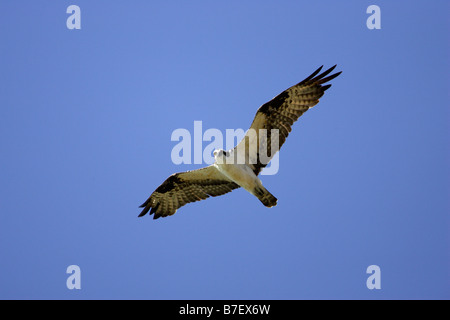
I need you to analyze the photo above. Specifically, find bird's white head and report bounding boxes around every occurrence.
[213,149,225,158]
[213,149,228,163]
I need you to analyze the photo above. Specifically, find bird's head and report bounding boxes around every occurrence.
[213,149,228,163]
[213,149,226,157]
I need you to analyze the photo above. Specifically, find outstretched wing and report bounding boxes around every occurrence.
[233,65,341,175]
[138,165,240,219]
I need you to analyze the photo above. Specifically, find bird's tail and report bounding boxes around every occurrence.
[253,186,277,208]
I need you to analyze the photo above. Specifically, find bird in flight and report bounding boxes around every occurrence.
[139,65,341,219]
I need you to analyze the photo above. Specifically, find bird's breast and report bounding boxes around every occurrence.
[214,162,258,191]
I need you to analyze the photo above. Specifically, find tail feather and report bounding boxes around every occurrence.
[254,186,277,208]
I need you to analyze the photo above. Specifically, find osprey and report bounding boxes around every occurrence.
[139,65,341,219]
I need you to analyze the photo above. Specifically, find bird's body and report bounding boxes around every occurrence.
[213,149,277,207]
[139,65,341,219]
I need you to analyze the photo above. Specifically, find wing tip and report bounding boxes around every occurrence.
[298,65,342,86]
[153,214,162,220]
[138,198,151,217]
[138,200,174,219]
[300,65,324,84]
[138,206,149,217]
[318,70,342,85]
[138,200,158,218]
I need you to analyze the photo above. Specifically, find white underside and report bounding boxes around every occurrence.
[213,153,262,195]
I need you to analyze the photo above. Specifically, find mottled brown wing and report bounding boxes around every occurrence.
[234,65,342,175]
[138,165,240,219]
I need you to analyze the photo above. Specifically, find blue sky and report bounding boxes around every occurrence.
[0,1,448,299]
